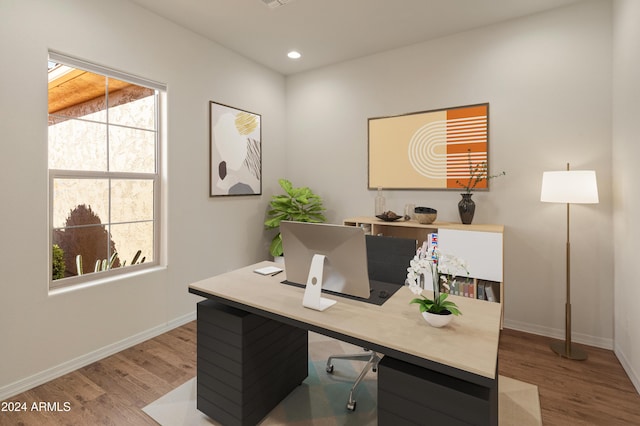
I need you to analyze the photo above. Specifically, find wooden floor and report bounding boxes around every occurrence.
[2,322,639,425]
[498,328,640,426]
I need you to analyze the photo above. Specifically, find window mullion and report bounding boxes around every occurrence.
[48,52,161,289]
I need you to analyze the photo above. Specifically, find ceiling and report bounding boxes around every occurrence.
[128,0,585,75]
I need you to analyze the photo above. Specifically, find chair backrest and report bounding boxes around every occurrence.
[365,235,417,285]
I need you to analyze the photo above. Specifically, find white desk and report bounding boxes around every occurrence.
[189,261,502,425]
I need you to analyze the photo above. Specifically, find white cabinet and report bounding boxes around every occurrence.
[438,228,503,283]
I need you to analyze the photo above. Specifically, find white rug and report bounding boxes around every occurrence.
[143,333,541,425]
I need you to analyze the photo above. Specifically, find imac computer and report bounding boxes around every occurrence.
[280,221,371,311]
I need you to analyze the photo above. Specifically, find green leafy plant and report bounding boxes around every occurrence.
[455,149,506,194]
[264,178,326,257]
[411,292,462,316]
[52,244,65,280]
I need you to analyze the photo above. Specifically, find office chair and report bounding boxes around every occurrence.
[325,234,417,411]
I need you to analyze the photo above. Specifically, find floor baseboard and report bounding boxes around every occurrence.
[503,319,613,350]
[615,344,640,395]
[0,311,196,401]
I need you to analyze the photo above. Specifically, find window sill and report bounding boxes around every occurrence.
[48,265,167,297]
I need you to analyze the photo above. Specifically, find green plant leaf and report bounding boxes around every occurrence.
[265,178,326,256]
[265,213,288,229]
[269,234,283,257]
[279,178,293,194]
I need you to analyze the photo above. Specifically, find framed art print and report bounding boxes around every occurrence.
[210,101,262,196]
[368,103,489,190]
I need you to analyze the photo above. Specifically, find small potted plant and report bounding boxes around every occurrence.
[264,178,326,259]
[407,244,468,327]
[455,150,505,224]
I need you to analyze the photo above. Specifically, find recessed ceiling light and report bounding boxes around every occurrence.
[287,51,302,59]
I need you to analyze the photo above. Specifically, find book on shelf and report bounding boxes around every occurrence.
[485,285,495,302]
[441,277,476,299]
[477,282,486,300]
[478,279,500,303]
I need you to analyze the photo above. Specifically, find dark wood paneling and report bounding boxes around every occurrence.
[196,299,308,426]
[378,355,497,426]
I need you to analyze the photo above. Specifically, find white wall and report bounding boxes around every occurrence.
[0,0,286,398]
[612,0,640,393]
[286,0,614,347]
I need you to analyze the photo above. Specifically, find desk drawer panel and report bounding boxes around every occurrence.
[196,299,308,426]
[197,299,266,333]
[378,389,470,426]
[199,311,289,349]
[197,353,307,418]
[378,356,496,426]
[198,324,307,378]
[197,340,307,394]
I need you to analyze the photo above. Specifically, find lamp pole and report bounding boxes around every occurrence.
[550,163,587,360]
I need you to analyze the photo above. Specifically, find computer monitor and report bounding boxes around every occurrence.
[280,221,371,311]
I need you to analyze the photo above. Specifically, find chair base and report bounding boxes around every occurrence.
[326,350,381,411]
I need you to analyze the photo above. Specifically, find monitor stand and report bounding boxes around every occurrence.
[302,254,337,311]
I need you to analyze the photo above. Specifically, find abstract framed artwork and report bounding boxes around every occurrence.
[368,103,489,190]
[210,101,262,196]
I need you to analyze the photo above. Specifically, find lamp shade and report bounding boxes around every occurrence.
[540,170,599,204]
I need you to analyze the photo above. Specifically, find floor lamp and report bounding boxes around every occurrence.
[540,163,599,360]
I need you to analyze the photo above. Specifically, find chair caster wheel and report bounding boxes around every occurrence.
[326,364,334,373]
[347,401,356,411]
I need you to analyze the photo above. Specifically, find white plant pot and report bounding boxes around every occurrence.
[422,311,453,328]
[273,255,284,264]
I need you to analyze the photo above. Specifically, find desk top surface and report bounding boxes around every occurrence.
[189,261,501,380]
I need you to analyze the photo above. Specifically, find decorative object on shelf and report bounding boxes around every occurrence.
[368,103,489,190]
[455,149,506,224]
[406,243,468,327]
[375,211,406,222]
[375,187,386,215]
[541,163,598,360]
[210,101,262,196]
[404,203,416,220]
[414,206,437,224]
[458,194,475,225]
[264,178,326,257]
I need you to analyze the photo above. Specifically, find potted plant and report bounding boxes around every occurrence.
[455,150,506,224]
[407,244,468,327]
[264,178,326,258]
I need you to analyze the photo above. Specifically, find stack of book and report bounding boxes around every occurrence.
[440,278,500,303]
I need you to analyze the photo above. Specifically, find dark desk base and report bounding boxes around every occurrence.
[378,355,498,425]
[195,297,497,426]
[197,300,308,426]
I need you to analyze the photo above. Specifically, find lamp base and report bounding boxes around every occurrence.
[550,341,588,360]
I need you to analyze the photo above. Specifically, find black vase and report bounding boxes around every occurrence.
[458,193,475,224]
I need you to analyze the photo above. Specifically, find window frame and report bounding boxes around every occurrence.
[48,51,164,290]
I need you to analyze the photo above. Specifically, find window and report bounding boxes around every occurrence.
[48,52,164,289]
